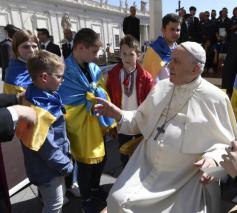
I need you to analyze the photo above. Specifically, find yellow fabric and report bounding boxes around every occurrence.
[65,104,105,164]
[3,83,25,95]
[231,89,237,119]
[119,136,143,156]
[16,99,56,151]
[142,47,164,80]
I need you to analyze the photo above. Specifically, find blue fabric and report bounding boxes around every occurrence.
[234,75,237,89]
[58,55,114,127]
[5,59,32,88]
[22,84,72,185]
[150,36,176,63]
[25,84,65,117]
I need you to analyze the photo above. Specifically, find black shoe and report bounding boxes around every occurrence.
[81,198,99,213]
[91,187,108,202]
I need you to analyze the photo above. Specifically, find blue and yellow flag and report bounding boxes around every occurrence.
[58,55,114,164]
[143,36,176,80]
[231,75,237,119]
[16,84,64,151]
[4,59,32,94]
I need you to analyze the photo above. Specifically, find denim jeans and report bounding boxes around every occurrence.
[38,176,66,213]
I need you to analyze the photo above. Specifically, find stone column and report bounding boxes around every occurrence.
[149,0,162,40]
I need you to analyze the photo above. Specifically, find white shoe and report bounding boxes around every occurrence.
[67,184,81,197]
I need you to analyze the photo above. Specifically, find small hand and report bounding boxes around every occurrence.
[193,158,217,184]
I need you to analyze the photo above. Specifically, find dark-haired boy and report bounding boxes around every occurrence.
[143,13,181,81]
[58,28,114,213]
[106,35,154,167]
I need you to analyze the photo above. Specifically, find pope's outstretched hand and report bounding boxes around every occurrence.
[94,97,122,121]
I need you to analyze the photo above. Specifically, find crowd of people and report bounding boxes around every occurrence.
[1,4,237,213]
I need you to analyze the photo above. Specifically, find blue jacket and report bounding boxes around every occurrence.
[22,84,73,186]
[22,115,73,185]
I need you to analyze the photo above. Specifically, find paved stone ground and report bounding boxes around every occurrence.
[10,138,122,213]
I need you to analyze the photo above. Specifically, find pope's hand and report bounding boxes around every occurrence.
[193,158,216,184]
[94,97,122,121]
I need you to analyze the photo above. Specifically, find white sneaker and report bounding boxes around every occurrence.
[67,184,81,197]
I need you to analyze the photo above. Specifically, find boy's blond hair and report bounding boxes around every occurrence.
[27,50,64,81]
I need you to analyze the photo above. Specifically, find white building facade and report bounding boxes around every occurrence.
[0,0,151,49]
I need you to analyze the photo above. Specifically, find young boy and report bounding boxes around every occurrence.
[58,28,114,213]
[17,50,73,213]
[106,35,154,167]
[143,13,181,81]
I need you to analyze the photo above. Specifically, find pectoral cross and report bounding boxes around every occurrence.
[154,123,165,140]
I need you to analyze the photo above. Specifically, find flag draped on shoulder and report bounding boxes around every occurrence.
[143,36,176,79]
[58,55,114,164]
[4,59,32,94]
[16,84,64,151]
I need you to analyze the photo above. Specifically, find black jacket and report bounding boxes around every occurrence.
[0,93,18,213]
[123,16,140,41]
[62,42,72,59]
[0,39,13,81]
[0,94,18,142]
[46,42,61,57]
[222,32,237,94]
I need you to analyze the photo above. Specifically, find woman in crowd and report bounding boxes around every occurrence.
[4,29,39,94]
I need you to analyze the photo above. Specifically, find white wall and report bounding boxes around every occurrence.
[0,0,150,49]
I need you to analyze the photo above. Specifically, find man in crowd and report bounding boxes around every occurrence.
[0,24,19,81]
[36,28,61,56]
[0,93,36,213]
[188,6,201,42]
[123,6,140,42]
[95,41,237,213]
[62,28,73,59]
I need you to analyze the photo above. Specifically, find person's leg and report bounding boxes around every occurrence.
[67,160,80,197]
[77,162,93,200]
[91,158,108,202]
[78,162,99,213]
[38,176,65,213]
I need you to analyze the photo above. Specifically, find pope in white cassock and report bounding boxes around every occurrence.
[95,41,237,213]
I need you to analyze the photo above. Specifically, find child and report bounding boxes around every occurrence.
[17,50,73,213]
[58,28,114,213]
[143,13,181,81]
[106,35,154,167]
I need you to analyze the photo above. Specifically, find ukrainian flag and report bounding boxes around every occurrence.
[58,55,114,164]
[4,59,31,94]
[143,36,174,80]
[16,84,63,151]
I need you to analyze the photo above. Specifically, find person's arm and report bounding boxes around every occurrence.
[94,97,140,135]
[38,127,73,176]
[0,108,15,142]
[0,94,18,107]
[123,17,128,35]
[0,105,36,142]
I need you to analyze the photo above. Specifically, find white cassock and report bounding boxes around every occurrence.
[107,76,237,213]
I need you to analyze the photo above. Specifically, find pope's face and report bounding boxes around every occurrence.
[168,46,199,85]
